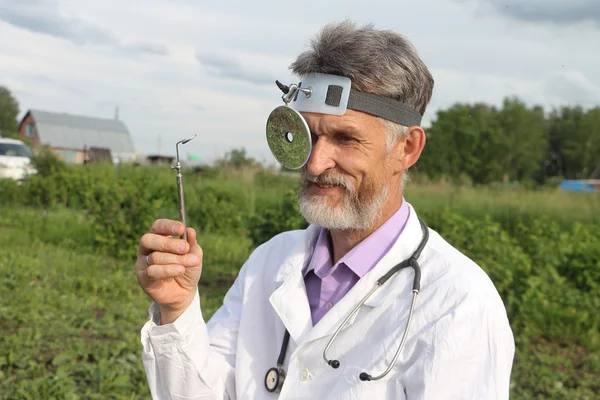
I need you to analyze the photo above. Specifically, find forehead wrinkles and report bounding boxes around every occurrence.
[303,113,362,136]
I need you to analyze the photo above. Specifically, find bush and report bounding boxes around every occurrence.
[247,188,308,246]
[558,223,600,293]
[86,167,169,261]
[0,178,20,206]
[252,170,297,189]
[186,181,255,237]
[423,210,533,318]
[29,147,68,178]
[5,161,600,346]
[1,162,599,398]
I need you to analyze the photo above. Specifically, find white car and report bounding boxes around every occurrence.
[0,137,36,181]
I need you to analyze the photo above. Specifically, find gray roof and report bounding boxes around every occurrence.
[29,109,135,154]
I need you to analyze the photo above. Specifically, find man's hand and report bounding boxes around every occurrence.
[136,219,203,324]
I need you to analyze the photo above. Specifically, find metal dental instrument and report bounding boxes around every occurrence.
[171,134,197,241]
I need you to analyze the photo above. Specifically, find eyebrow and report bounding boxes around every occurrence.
[330,125,363,137]
[309,123,361,136]
[306,118,364,138]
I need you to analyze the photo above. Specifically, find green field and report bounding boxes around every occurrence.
[0,159,599,399]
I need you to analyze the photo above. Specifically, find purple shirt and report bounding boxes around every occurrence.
[303,200,411,325]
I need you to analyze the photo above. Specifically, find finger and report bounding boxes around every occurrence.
[146,251,200,268]
[144,264,186,280]
[135,254,149,272]
[138,233,189,256]
[186,227,204,259]
[150,219,185,236]
[186,227,197,247]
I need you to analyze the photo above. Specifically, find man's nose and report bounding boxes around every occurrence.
[306,137,335,176]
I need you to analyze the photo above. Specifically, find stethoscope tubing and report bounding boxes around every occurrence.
[265,218,429,391]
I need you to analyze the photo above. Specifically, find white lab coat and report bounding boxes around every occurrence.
[140,203,515,399]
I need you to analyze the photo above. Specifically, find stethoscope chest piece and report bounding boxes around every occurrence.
[264,366,286,393]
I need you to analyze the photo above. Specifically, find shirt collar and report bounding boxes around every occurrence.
[304,199,411,279]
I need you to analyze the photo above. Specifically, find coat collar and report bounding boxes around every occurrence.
[269,203,427,346]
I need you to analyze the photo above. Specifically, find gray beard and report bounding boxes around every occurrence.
[297,178,390,231]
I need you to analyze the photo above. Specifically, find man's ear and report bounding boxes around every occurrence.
[401,126,426,170]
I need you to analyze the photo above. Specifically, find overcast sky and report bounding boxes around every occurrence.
[1,0,599,165]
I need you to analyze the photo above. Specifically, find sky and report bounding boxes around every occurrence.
[1,0,599,166]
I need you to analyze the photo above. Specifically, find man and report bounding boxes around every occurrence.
[136,20,515,399]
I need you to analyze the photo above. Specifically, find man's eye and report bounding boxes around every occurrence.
[338,135,354,142]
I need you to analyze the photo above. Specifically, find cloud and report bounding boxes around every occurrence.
[477,0,600,25]
[0,0,168,56]
[117,42,169,56]
[541,70,600,107]
[422,67,600,127]
[29,74,88,97]
[190,104,206,112]
[0,0,116,45]
[194,52,277,86]
[2,0,599,166]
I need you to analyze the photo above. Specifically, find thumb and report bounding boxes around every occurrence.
[186,227,202,258]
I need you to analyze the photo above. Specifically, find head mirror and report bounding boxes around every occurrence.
[266,105,312,170]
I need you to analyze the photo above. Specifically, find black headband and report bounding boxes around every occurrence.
[324,86,422,126]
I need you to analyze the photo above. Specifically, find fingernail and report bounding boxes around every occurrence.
[173,223,182,234]
[189,255,199,264]
[178,242,186,253]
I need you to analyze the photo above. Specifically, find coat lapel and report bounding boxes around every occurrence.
[268,203,427,347]
[269,224,320,344]
[301,204,426,345]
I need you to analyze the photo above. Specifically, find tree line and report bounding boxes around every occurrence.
[415,97,600,185]
[1,85,598,185]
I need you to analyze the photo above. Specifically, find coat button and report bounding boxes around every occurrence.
[300,369,311,381]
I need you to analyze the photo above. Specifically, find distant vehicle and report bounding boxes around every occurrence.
[559,179,599,193]
[0,137,36,181]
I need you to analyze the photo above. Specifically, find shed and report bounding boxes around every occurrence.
[18,109,136,164]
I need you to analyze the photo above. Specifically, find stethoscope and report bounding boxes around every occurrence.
[264,218,429,393]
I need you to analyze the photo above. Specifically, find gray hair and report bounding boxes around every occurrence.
[289,20,434,155]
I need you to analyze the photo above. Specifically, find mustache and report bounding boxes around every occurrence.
[300,170,352,189]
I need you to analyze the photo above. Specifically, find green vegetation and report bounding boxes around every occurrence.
[0,208,252,399]
[0,150,599,399]
[416,97,600,184]
[1,84,599,398]
[0,86,20,138]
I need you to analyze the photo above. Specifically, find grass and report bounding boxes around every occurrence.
[0,226,149,398]
[0,208,248,399]
[404,181,600,228]
[0,173,599,399]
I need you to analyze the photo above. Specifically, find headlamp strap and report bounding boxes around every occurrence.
[276,73,422,127]
[347,90,422,127]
